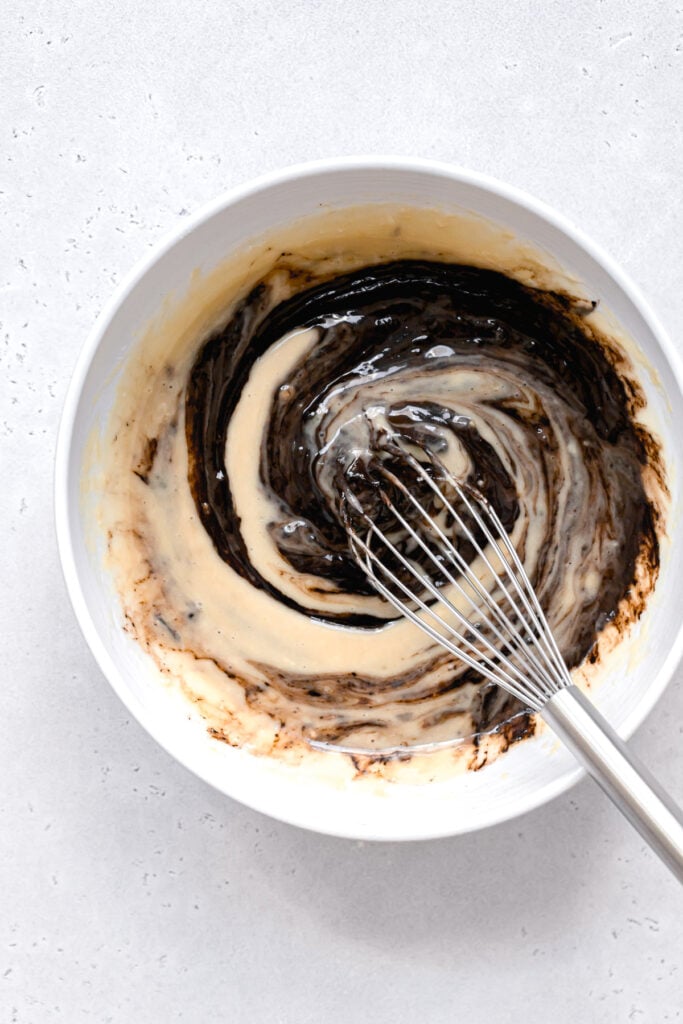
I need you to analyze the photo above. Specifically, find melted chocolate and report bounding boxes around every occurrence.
[188,262,654,606]
[178,259,660,743]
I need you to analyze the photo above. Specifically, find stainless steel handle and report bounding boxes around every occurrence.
[543,685,683,883]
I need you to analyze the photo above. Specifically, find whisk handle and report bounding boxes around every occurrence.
[543,685,683,883]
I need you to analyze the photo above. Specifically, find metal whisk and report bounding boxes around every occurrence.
[344,446,683,882]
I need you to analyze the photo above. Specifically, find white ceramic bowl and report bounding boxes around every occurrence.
[56,158,683,840]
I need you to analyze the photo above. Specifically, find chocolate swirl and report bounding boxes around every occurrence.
[186,259,657,695]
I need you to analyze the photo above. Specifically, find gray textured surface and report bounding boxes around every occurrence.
[3,1,683,1021]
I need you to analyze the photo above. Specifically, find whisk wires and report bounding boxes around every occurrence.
[343,448,572,713]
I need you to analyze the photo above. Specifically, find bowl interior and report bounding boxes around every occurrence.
[57,161,683,839]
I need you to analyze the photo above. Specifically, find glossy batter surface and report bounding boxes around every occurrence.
[97,209,664,769]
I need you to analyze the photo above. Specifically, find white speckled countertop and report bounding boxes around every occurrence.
[2,2,683,1020]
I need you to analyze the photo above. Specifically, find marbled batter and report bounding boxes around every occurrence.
[96,206,666,772]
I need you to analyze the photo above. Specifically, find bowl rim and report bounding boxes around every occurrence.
[54,156,683,840]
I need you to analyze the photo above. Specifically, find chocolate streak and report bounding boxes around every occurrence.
[184,260,658,742]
